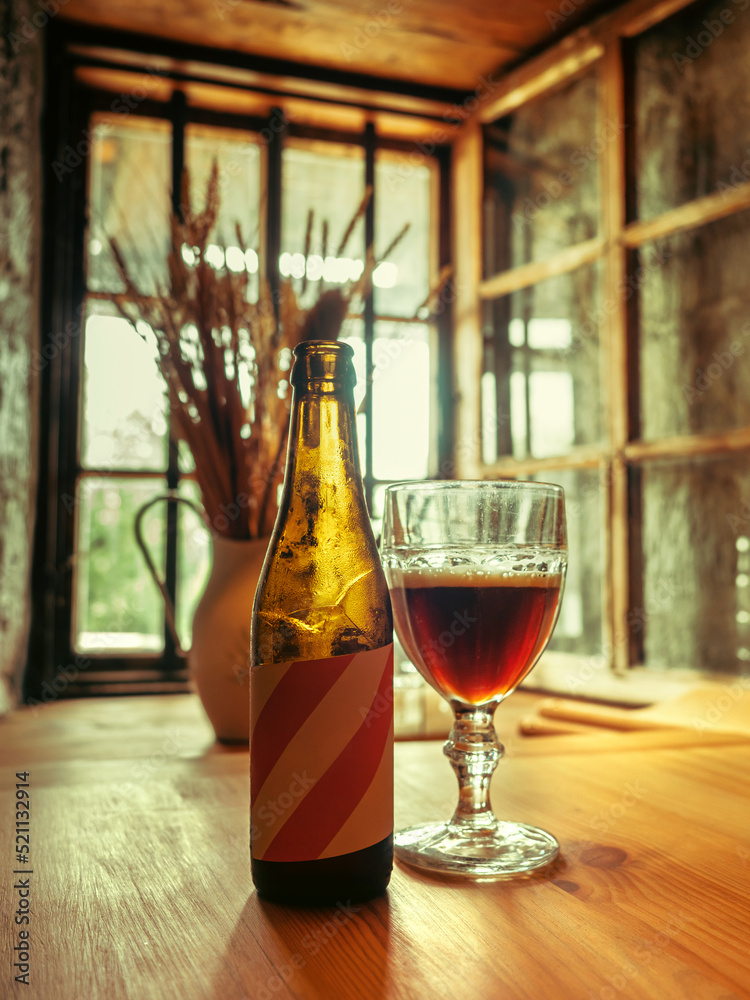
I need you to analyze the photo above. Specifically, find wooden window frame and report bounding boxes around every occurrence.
[27,24,452,702]
[452,0,750,700]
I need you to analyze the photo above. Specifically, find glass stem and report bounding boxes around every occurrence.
[443,707,503,832]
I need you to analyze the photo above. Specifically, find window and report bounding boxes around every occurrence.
[76,116,265,671]
[33,32,446,697]
[467,0,750,692]
[279,140,437,524]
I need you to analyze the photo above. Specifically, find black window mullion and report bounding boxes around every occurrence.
[364,122,376,512]
[163,92,188,672]
[56,76,89,688]
[436,144,454,474]
[266,106,286,316]
[27,45,89,701]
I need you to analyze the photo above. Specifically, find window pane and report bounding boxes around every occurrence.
[641,455,750,675]
[533,469,604,657]
[186,123,261,244]
[73,477,167,653]
[374,151,433,317]
[176,480,211,651]
[483,70,599,273]
[339,323,367,477]
[638,211,750,440]
[633,0,750,221]
[482,262,604,462]
[185,124,261,301]
[281,142,365,311]
[81,303,168,471]
[372,322,431,481]
[87,116,171,295]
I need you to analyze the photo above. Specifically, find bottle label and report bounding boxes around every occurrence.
[250,643,393,863]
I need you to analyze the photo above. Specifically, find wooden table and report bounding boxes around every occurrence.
[2,694,750,1000]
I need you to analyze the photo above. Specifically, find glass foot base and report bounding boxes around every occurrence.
[394,820,559,878]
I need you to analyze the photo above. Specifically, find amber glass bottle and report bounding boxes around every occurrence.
[250,341,393,905]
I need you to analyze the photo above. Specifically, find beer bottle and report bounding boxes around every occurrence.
[250,340,394,905]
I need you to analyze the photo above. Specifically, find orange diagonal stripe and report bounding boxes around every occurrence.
[251,645,392,861]
[251,654,354,805]
[261,647,392,862]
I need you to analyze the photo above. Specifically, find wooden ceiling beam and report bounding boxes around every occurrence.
[57,20,467,110]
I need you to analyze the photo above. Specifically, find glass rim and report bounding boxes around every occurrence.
[383,479,564,497]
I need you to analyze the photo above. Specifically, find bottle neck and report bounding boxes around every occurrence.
[280,381,367,514]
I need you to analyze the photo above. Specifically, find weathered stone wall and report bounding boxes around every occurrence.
[0,0,42,711]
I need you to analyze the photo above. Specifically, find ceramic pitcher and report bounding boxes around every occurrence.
[135,492,268,743]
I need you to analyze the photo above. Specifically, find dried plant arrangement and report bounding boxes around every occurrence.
[109,162,398,540]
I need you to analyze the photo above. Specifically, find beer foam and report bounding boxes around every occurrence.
[387,565,563,589]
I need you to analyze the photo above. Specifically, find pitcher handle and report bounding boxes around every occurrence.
[134,490,208,656]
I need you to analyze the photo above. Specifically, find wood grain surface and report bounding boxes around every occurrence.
[2,694,750,1000]
[59,0,621,92]
[522,683,750,738]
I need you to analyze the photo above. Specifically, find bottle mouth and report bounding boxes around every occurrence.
[290,340,356,387]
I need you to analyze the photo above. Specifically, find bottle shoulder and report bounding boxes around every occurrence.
[254,380,391,664]
[252,542,392,664]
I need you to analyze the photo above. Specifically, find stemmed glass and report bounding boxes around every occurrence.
[381,480,567,877]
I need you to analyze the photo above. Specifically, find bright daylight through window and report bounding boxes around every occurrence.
[75,115,438,662]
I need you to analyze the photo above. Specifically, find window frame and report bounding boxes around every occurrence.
[453,0,750,698]
[28,25,452,701]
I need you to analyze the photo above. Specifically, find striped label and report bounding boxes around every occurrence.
[250,644,393,862]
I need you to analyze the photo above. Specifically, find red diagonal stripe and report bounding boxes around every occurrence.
[251,654,355,805]
[262,648,392,862]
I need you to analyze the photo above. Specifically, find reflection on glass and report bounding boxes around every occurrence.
[633,0,750,221]
[374,151,433,317]
[87,117,171,295]
[642,455,750,674]
[74,478,167,653]
[482,263,603,462]
[639,211,750,440]
[483,70,599,273]
[81,307,168,471]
